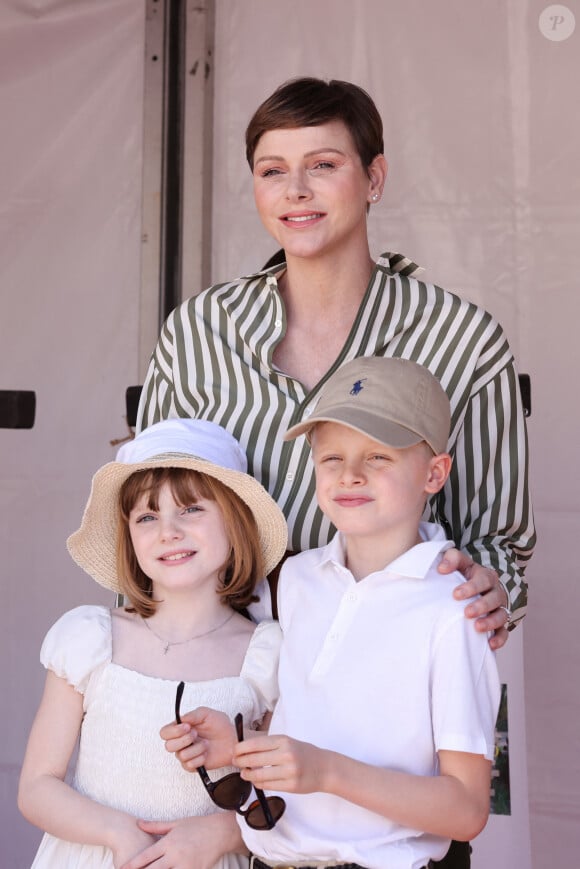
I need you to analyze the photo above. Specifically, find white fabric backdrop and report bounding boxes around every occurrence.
[0,2,145,864]
[1,1,579,867]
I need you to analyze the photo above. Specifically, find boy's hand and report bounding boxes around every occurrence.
[234,733,324,794]
[160,706,237,771]
[439,548,510,650]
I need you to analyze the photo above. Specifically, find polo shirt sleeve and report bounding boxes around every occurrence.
[430,608,501,761]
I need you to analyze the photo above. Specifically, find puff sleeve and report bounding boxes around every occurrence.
[40,605,112,694]
[240,619,282,717]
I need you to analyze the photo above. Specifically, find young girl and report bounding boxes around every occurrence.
[18,418,287,869]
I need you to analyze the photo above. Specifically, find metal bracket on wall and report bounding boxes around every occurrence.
[0,391,36,428]
[518,373,531,418]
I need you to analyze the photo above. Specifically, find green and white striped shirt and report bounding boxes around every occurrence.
[137,252,535,624]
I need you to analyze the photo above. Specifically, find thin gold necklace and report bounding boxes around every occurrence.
[141,610,235,654]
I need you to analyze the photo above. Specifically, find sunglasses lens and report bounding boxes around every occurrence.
[211,773,253,810]
[245,795,286,830]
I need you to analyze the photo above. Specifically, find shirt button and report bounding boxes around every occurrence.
[286,472,294,481]
[347,593,357,602]
[275,319,282,328]
[304,407,312,417]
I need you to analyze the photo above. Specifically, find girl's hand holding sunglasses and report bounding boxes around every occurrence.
[162,701,240,773]
[174,682,286,830]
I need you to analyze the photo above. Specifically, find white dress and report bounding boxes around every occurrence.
[31,605,281,869]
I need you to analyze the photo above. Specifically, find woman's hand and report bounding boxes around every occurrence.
[439,548,511,650]
[119,813,245,869]
[161,706,237,772]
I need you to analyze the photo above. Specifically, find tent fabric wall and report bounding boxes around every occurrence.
[0,2,145,864]
[1,1,579,867]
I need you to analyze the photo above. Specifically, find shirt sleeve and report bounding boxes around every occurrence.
[40,605,112,694]
[136,311,180,432]
[431,609,501,761]
[438,359,535,626]
[240,620,282,721]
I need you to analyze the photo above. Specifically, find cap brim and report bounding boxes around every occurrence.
[284,409,424,450]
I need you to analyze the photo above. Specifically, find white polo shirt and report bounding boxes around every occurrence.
[241,522,500,869]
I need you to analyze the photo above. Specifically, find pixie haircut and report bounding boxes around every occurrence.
[116,467,264,618]
[245,77,384,172]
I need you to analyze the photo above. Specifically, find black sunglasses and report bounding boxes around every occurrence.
[175,681,286,830]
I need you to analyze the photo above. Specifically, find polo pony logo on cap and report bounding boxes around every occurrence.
[349,378,367,396]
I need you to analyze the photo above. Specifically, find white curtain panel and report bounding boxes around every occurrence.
[0,2,145,865]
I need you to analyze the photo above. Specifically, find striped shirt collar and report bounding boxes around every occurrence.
[261,250,425,282]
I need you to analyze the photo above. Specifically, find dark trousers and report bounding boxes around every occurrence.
[431,840,471,869]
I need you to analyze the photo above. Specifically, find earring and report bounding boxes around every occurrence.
[371,193,380,202]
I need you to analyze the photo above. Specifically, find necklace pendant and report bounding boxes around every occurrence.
[141,610,235,654]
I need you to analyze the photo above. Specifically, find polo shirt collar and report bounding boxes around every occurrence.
[319,521,453,580]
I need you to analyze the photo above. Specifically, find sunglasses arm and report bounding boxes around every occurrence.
[195,765,214,789]
[234,713,276,830]
[252,787,276,829]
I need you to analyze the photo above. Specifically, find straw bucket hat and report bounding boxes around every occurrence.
[67,419,288,592]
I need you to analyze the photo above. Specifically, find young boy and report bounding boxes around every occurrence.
[164,356,501,869]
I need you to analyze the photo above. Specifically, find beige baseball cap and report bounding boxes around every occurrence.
[284,357,450,455]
